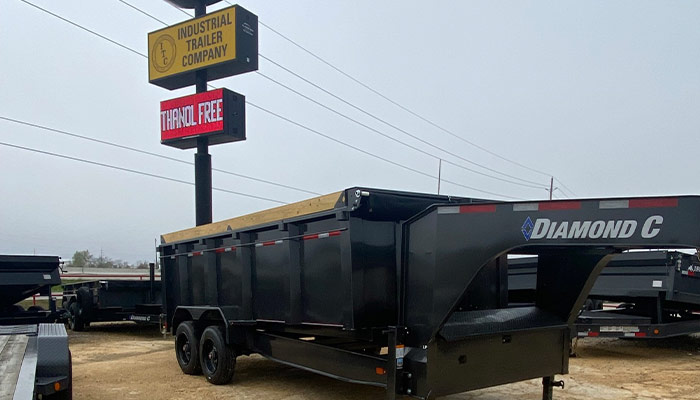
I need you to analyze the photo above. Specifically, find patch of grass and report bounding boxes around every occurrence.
[17,299,50,310]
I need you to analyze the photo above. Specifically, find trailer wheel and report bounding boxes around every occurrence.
[200,325,236,385]
[175,321,201,375]
[68,302,85,331]
[76,287,92,314]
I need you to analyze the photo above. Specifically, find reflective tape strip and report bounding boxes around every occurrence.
[513,203,539,212]
[460,204,497,213]
[599,200,629,209]
[215,246,236,253]
[539,201,581,210]
[257,240,283,247]
[629,197,678,208]
[304,230,342,241]
[188,251,203,257]
[438,206,460,214]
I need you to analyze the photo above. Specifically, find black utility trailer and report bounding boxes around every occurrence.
[61,264,162,331]
[159,188,700,399]
[509,250,700,338]
[0,255,72,399]
[0,255,65,325]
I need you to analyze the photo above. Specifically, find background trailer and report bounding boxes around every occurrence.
[509,250,700,339]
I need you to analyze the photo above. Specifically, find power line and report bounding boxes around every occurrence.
[17,0,144,58]
[0,116,321,196]
[245,103,522,200]
[256,18,556,180]
[256,57,546,190]
[21,0,522,200]
[116,0,169,25]
[555,178,577,197]
[113,1,541,192]
[0,141,287,204]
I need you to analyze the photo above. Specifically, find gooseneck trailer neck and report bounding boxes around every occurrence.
[158,188,700,399]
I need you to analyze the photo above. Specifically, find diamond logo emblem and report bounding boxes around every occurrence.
[521,217,534,241]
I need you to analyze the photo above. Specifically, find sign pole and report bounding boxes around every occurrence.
[194,0,212,226]
[150,1,255,226]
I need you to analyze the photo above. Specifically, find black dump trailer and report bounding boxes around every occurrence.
[61,264,162,331]
[0,255,64,325]
[0,255,72,399]
[509,250,700,339]
[158,188,700,399]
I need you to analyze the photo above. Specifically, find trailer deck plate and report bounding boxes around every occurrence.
[0,333,31,400]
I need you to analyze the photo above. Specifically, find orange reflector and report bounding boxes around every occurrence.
[653,329,660,335]
[375,367,386,375]
[54,382,61,391]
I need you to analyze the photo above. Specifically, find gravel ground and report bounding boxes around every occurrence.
[68,322,700,400]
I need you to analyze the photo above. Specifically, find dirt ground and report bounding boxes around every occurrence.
[68,323,700,400]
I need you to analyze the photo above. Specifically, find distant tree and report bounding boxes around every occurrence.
[134,261,150,270]
[71,250,93,268]
[92,256,115,269]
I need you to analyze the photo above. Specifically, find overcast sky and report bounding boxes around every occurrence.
[1,1,699,263]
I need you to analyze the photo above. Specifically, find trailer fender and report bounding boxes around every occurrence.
[172,306,233,343]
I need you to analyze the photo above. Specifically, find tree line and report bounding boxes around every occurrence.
[68,250,152,269]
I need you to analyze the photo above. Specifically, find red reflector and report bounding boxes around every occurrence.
[263,241,275,247]
[459,204,497,213]
[539,201,581,211]
[303,234,319,241]
[629,198,678,208]
[634,332,647,337]
[328,231,342,237]
[588,331,600,337]
[215,248,226,253]
[192,251,203,257]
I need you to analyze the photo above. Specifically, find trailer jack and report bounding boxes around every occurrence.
[542,376,565,400]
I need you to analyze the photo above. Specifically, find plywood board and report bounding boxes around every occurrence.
[162,191,344,244]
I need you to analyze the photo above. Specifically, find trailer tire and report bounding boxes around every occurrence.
[200,325,235,385]
[175,321,201,375]
[76,287,92,315]
[68,302,85,332]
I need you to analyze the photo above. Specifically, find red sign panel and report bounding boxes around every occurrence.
[160,88,245,149]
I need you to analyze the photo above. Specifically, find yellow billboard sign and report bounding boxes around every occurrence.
[148,5,258,90]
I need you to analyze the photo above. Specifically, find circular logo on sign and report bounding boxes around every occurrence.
[152,34,176,73]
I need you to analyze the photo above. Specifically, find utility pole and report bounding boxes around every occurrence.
[437,159,442,195]
[549,177,553,200]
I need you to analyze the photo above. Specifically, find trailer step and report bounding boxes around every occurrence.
[440,307,565,341]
